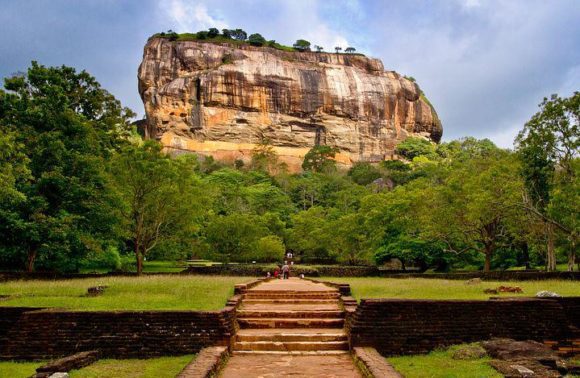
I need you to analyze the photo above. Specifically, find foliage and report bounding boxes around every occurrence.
[248,33,266,46]
[302,145,339,172]
[516,92,579,271]
[347,162,382,185]
[293,39,311,51]
[0,62,134,272]
[0,63,576,273]
[396,137,437,160]
[109,142,208,274]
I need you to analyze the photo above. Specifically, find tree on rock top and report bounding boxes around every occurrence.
[293,39,311,52]
[248,33,266,46]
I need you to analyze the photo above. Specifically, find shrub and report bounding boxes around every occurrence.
[252,235,285,263]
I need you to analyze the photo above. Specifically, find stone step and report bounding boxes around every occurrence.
[232,350,350,356]
[238,318,345,329]
[242,298,340,305]
[237,310,345,319]
[243,294,341,300]
[236,329,347,342]
[233,340,349,352]
[246,290,339,296]
[240,304,341,312]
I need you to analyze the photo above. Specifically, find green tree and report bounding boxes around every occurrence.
[251,139,279,172]
[204,213,269,262]
[348,162,382,185]
[515,92,579,271]
[231,29,247,41]
[396,137,437,160]
[302,145,339,173]
[221,29,232,38]
[248,33,266,46]
[0,62,133,272]
[345,47,356,53]
[334,46,342,54]
[293,39,311,52]
[252,235,285,263]
[422,150,523,272]
[109,142,207,274]
[207,28,219,38]
[314,45,324,53]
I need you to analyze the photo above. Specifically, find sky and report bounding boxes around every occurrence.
[0,0,578,148]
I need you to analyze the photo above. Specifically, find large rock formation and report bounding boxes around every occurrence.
[138,37,442,171]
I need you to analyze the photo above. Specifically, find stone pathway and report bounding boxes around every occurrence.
[219,278,362,377]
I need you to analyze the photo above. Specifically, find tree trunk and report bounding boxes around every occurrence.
[26,248,37,273]
[546,223,557,272]
[568,240,576,272]
[483,244,493,273]
[135,240,143,275]
[136,251,144,275]
[522,242,531,270]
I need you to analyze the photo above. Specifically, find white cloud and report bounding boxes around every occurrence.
[162,1,228,32]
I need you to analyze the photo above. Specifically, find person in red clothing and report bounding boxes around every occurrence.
[273,266,280,279]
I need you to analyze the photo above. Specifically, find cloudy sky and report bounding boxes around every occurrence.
[1,0,578,147]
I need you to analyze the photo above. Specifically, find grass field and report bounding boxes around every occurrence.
[322,277,580,300]
[0,361,46,378]
[387,344,501,378]
[69,355,193,378]
[0,275,249,310]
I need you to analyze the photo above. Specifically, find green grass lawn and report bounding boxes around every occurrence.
[0,275,249,311]
[0,361,46,378]
[322,277,580,300]
[387,344,501,378]
[69,355,193,378]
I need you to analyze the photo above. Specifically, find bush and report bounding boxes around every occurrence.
[252,235,285,263]
[80,247,122,272]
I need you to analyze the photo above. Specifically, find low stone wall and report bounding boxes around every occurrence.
[350,297,580,356]
[0,307,236,360]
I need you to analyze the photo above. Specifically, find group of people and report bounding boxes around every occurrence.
[267,252,296,279]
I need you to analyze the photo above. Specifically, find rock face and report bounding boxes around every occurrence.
[138,37,442,171]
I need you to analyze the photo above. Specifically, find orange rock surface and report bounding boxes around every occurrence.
[138,38,442,171]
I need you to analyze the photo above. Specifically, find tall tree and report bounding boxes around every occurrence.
[515,92,579,271]
[109,142,207,274]
[0,62,133,272]
[422,149,523,272]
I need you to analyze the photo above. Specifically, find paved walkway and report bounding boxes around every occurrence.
[220,354,362,378]
[219,278,362,378]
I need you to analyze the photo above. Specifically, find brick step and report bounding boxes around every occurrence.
[237,310,345,319]
[232,350,350,356]
[236,329,347,342]
[238,318,345,329]
[242,299,340,305]
[240,304,341,312]
[233,340,349,352]
[245,291,339,298]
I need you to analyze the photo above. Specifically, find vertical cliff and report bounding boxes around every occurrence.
[138,37,442,170]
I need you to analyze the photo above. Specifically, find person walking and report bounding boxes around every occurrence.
[282,263,290,279]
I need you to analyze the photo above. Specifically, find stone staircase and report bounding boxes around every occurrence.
[233,279,349,355]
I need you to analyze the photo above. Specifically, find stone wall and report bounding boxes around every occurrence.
[349,297,580,356]
[0,307,236,360]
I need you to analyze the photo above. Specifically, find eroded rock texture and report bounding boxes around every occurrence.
[138,38,442,170]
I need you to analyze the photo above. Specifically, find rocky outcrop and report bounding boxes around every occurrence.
[138,37,442,171]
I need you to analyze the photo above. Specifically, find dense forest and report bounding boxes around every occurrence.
[0,63,578,274]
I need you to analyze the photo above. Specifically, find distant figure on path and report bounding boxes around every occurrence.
[282,263,290,279]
